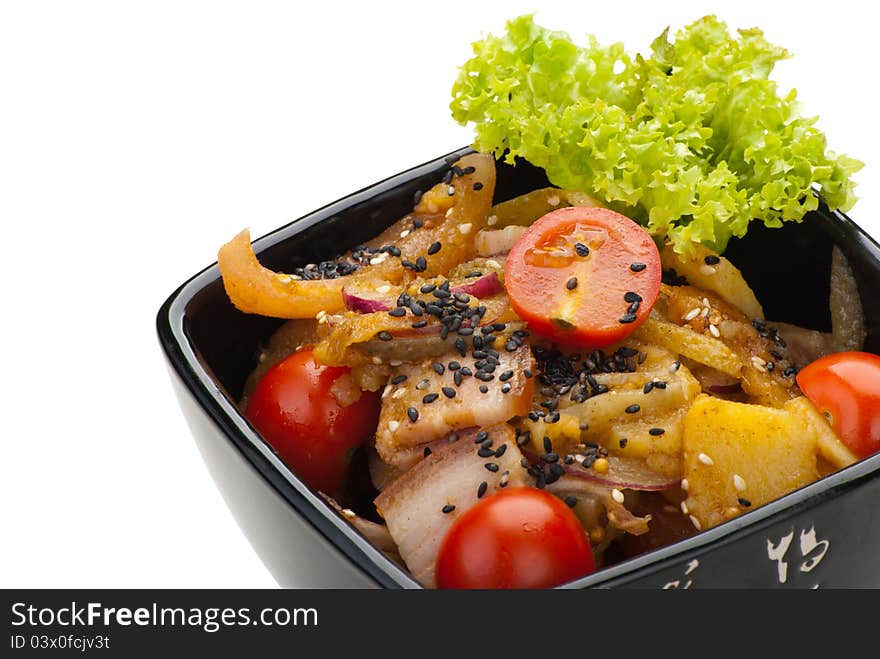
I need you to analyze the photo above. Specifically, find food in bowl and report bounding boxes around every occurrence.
[211,16,873,589]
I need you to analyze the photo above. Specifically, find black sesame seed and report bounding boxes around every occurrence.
[465,271,482,278]
[441,386,456,399]
[524,369,533,378]
[433,288,451,299]
[499,370,514,382]
[494,444,508,458]
[654,380,667,389]
[485,463,499,473]
[473,182,484,191]
[413,190,424,205]
[619,438,628,448]
[422,393,439,404]
[566,277,578,290]
[563,455,575,465]
[411,320,428,329]
[474,431,489,444]
[575,242,589,257]
[477,481,488,498]
[388,307,407,317]
[783,366,797,378]
[442,169,454,184]
[625,404,641,414]
[390,375,407,386]
[549,463,565,477]
[619,313,638,324]
[543,437,553,453]
[413,218,424,229]
[630,262,647,272]
[477,446,495,458]
[377,331,393,341]
[462,165,476,174]
[407,407,419,423]
[624,291,642,303]
[501,384,511,394]
[453,371,464,386]
[458,327,474,336]
[420,283,437,294]
[415,256,427,271]
[704,255,721,265]
[423,447,433,457]
[648,427,665,436]
[542,452,559,463]
[441,504,456,514]
[564,495,578,508]
[479,384,489,393]
[643,381,654,394]
[738,498,752,507]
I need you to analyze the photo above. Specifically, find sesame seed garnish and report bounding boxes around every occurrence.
[681,478,689,491]
[487,215,498,226]
[708,324,720,338]
[630,262,646,272]
[473,182,484,191]
[416,378,430,390]
[399,229,411,239]
[649,427,666,436]
[697,452,714,466]
[447,185,456,196]
[485,462,499,473]
[388,420,399,432]
[619,313,637,324]
[499,471,510,488]
[669,361,681,373]
[751,356,767,369]
[377,331,393,341]
[477,446,495,458]
[427,241,442,255]
[564,495,578,508]
[388,307,407,317]
[683,307,701,322]
[442,386,456,399]
[458,223,473,235]
[699,264,717,276]
[566,277,578,290]
[474,431,489,444]
[543,437,553,453]
[494,444,508,458]
[441,504,456,514]
[479,384,488,393]
[611,489,625,504]
[423,447,432,457]
[738,497,752,507]
[407,407,419,423]
[689,515,702,530]
[422,393,439,404]
[477,481,488,498]
[643,381,654,394]
[623,291,642,303]
[619,438,628,448]
[575,242,589,257]
[389,359,402,367]
[704,255,721,265]
[733,474,747,491]
[680,501,689,514]
[625,404,640,414]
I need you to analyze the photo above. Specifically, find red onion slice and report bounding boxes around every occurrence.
[341,286,393,313]
[450,272,502,299]
[563,455,679,491]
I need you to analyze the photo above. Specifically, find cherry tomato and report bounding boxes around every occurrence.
[435,488,595,589]
[796,351,880,459]
[245,349,381,495]
[504,207,661,349]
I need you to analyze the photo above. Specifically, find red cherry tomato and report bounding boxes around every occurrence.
[435,488,595,589]
[504,206,661,349]
[245,349,380,495]
[796,351,880,459]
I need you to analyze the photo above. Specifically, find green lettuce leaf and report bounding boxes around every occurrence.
[450,14,862,254]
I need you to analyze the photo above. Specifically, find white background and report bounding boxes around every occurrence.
[1,1,877,587]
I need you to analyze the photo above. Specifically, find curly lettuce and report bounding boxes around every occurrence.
[450,15,862,254]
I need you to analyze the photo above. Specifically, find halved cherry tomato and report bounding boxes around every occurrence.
[796,351,880,459]
[245,349,381,496]
[435,488,595,589]
[504,207,661,348]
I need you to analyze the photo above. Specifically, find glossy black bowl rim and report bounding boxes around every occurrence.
[157,146,880,589]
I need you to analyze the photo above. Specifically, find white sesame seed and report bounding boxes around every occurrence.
[372,356,383,365]
[370,254,387,266]
[683,307,701,321]
[573,454,586,464]
[485,259,501,269]
[389,359,403,367]
[306,263,316,270]
[611,489,625,504]
[276,274,292,284]
[708,323,720,338]
[376,284,391,294]
[392,388,407,400]
[702,298,710,307]
[487,215,498,227]
[400,229,411,238]
[342,508,356,519]
[680,501,689,514]
[733,474,747,492]
[388,420,399,432]
[700,306,710,318]
[698,452,714,466]
[458,223,473,235]
[689,515,702,531]
[499,471,510,486]
[681,478,689,491]
[447,185,456,195]
[382,384,393,398]
[416,378,430,390]
[258,352,266,363]
[699,264,717,276]
[445,207,454,218]
[315,310,327,321]
[547,195,560,206]
[751,356,767,369]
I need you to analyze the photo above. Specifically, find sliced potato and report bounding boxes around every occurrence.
[682,395,818,530]
[660,242,763,320]
[634,313,744,377]
[784,397,859,471]
[490,187,602,227]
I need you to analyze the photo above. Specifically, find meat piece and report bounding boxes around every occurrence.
[374,425,531,588]
[375,345,533,466]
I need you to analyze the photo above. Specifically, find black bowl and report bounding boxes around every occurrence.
[157,147,880,588]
